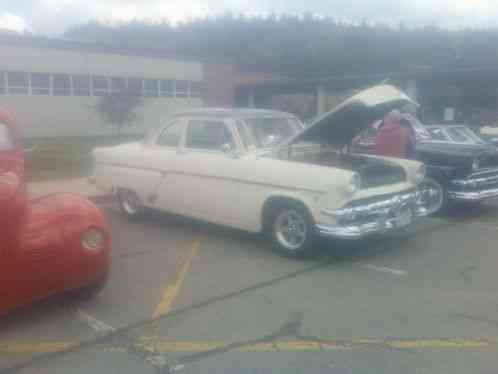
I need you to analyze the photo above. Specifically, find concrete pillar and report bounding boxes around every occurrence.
[316,84,327,115]
[247,88,255,108]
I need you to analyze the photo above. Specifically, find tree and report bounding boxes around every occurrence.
[94,89,143,136]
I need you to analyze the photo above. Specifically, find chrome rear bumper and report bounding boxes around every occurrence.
[317,190,428,240]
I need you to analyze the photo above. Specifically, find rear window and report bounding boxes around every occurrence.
[0,122,15,151]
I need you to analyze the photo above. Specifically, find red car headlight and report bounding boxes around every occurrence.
[81,227,106,252]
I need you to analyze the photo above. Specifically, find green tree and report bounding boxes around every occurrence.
[94,89,143,137]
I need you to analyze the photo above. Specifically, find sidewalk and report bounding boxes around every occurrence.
[28,178,113,203]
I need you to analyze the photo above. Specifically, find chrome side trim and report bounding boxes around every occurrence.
[468,167,498,178]
[448,188,498,202]
[451,174,498,186]
[95,161,326,195]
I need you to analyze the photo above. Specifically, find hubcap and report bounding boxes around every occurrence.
[120,189,140,215]
[419,180,444,214]
[274,210,307,251]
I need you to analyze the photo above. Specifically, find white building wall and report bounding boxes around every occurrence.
[0,45,202,80]
[0,96,202,138]
[0,44,204,138]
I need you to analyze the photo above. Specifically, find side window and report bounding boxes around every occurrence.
[156,121,185,147]
[0,123,14,151]
[186,120,234,151]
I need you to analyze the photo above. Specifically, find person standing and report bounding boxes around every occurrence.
[374,110,415,159]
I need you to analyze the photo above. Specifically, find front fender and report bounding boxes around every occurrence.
[260,190,321,231]
[22,193,111,257]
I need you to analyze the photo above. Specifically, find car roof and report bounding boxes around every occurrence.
[169,107,296,119]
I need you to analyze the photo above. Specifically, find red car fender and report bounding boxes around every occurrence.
[22,193,111,292]
[0,109,111,315]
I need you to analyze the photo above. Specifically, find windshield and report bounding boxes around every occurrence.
[0,122,14,151]
[242,117,302,148]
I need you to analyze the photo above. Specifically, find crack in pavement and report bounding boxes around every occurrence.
[0,217,474,373]
[0,261,334,374]
[172,312,303,367]
[159,311,418,371]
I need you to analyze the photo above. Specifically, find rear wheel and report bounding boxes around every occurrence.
[117,188,143,219]
[267,202,316,258]
[418,177,446,215]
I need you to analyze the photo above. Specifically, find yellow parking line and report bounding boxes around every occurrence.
[152,237,201,318]
[0,342,76,354]
[0,338,494,354]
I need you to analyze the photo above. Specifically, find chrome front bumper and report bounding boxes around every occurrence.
[317,190,428,240]
[448,170,498,202]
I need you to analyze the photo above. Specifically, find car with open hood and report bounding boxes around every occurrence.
[352,113,498,212]
[93,85,432,257]
[0,109,111,316]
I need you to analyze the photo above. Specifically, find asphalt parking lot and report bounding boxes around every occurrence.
[2,202,498,374]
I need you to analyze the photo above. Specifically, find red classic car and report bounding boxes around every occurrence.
[0,109,111,315]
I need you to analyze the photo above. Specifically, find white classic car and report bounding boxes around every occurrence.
[93,85,433,257]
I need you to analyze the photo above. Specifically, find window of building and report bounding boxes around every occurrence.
[7,72,28,95]
[73,75,90,96]
[190,81,204,98]
[92,76,109,96]
[144,79,159,97]
[53,74,70,96]
[156,121,185,147]
[0,72,5,95]
[110,77,126,94]
[128,78,143,96]
[175,80,188,98]
[160,79,174,97]
[30,73,50,95]
[185,120,234,150]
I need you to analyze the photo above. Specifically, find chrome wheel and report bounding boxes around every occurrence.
[274,209,307,251]
[118,189,141,216]
[418,178,445,215]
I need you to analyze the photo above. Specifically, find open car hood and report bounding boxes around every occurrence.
[285,85,417,147]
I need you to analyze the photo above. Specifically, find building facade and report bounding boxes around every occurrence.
[0,36,205,138]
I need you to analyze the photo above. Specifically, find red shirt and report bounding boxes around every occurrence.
[374,122,413,159]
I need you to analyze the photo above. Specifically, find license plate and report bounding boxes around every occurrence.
[395,209,413,228]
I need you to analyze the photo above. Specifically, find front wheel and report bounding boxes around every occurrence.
[268,203,316,258]
[117,188,143,219]
[418,177,446,215]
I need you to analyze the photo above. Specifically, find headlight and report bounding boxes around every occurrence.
[413,164,426,184]
[81,228,106,251]
[347,173,361,194]
[472,158,479,171]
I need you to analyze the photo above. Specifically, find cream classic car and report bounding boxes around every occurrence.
[93,85,433,256]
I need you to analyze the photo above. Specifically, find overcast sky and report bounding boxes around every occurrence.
[1,0,498,35]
